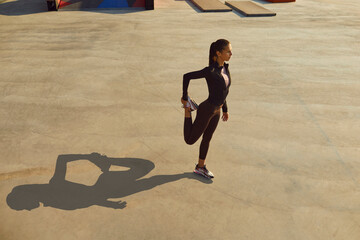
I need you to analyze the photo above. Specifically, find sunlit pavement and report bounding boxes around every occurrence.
[1,0,360,239]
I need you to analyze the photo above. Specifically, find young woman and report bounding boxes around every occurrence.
[181,39,232,179]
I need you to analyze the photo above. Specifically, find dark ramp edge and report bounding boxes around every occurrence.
[225,1,276,17]
[190,0,232,12]
[266,0,295,2]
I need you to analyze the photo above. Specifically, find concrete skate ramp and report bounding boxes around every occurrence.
[225,1,276,17]
[58,0,145,9]
[0,0,47,15]
[190,0,232,12]
[265,0,295,2]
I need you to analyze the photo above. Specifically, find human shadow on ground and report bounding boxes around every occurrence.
[7,153,211,211]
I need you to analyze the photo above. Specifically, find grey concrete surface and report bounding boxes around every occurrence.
[1,0,360,239]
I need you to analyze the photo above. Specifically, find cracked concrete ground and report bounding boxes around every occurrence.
[1,0,360,239]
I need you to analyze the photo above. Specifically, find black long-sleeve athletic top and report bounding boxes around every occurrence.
[182,62,231,113]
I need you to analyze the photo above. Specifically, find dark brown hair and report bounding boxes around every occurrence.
[209,39,230,66]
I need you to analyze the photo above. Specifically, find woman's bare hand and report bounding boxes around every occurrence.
[222,112,229,122]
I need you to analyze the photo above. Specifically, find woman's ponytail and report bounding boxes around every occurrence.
[209,42,217,66]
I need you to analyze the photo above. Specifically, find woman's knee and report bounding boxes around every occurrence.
[184,137,197,145]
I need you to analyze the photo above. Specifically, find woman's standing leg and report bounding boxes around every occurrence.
[198,110,221,167]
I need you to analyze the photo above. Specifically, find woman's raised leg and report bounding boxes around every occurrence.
[183,100,213,145]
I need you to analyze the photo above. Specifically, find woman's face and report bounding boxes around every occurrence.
[217,43,232,62]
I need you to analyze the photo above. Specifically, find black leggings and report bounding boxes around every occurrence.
[184,100,221,160]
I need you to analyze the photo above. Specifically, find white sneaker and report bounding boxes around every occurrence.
[193,164,214,179]
[182,96,198,111]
